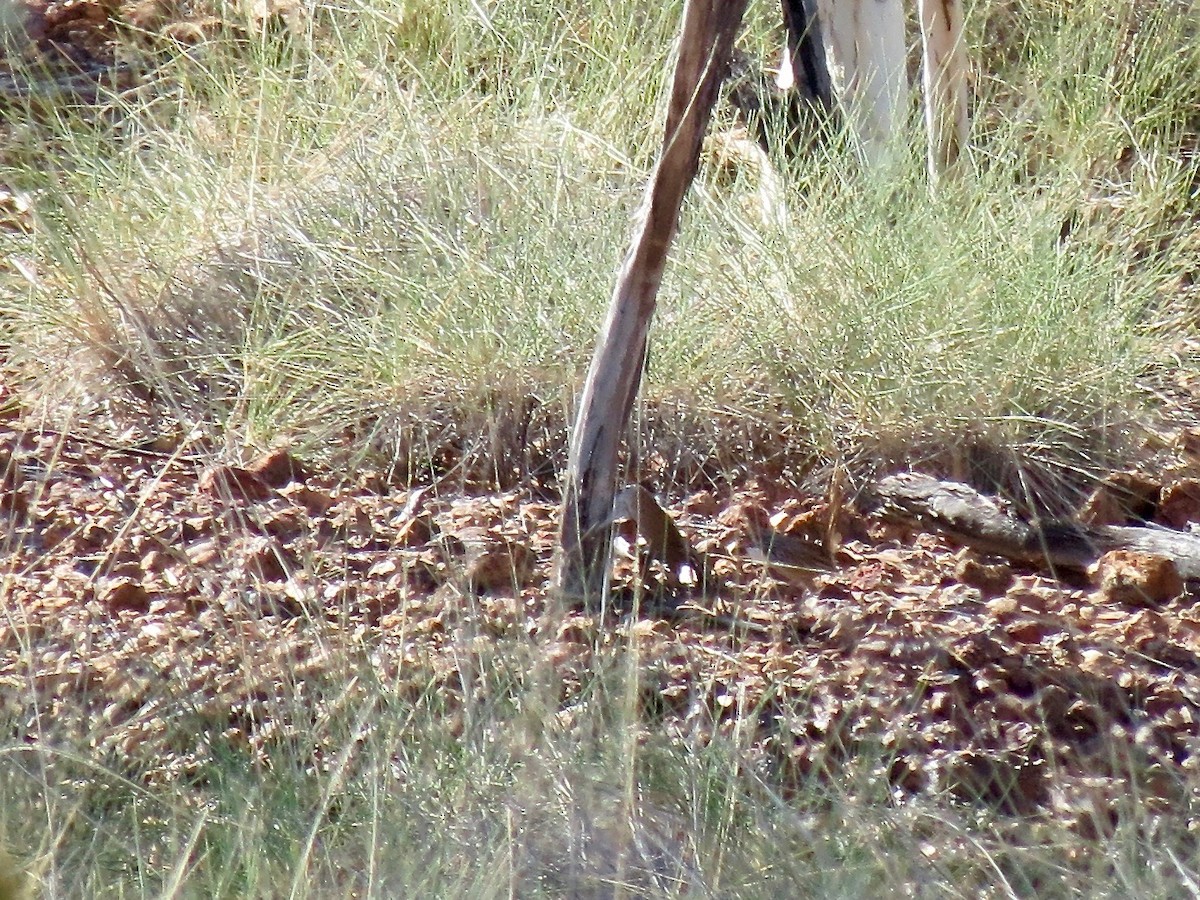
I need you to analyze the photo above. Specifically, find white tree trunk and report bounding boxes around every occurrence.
[918,0,970,179]
[819,0,909,166]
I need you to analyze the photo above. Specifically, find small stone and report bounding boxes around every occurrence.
[97,577,152,612]
[245,449,307,488]
[1157,479,1200,530]
[955,551,1014,597]
[1092,550,1184,606]
[198,464,274,502]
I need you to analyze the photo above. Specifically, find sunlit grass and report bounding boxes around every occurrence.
[2,0,1192,482]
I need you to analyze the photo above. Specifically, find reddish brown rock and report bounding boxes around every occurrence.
[245,449,307,488]
[1079,472,1160,525]
[955,551,1014,597]
[198,464,274,503]
[97,577,152,612]
[1093,550,1184,606]
[1157,479,1200,530]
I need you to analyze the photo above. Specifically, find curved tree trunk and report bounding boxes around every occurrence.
[556,0,749,604]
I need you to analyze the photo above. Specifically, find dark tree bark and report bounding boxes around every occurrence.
[780,0,833,113]
[556,0,749,604]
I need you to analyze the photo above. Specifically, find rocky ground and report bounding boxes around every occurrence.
[3,417,1200,839]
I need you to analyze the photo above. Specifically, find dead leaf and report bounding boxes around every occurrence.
[185,539,221,568]
[391,487,435,547]
[716,497,771,534]
[240,0,304,36]
[463,537,534,594]
[612,484,702,585]
[0,188,33,234]
[746,530,833,586]
[245,537,293,582]
[283,484,336,516]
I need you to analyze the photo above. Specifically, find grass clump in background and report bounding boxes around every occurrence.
[0,0,1193,490]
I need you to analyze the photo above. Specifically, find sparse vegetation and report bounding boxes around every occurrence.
[2,0,1200,895]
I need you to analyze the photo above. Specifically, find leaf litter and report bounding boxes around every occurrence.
[3,417,1200,847]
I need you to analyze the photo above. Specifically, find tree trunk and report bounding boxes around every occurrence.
[917,0,969,180]
[819,0,909,167]
[556,0,749,604]
[780,0,833,113]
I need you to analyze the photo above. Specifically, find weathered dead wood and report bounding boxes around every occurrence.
[872,473,1200,581]
[556,0,749,603]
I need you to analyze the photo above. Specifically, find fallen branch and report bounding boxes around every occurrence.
[871,473,1200,581]
[0,63,134,108]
